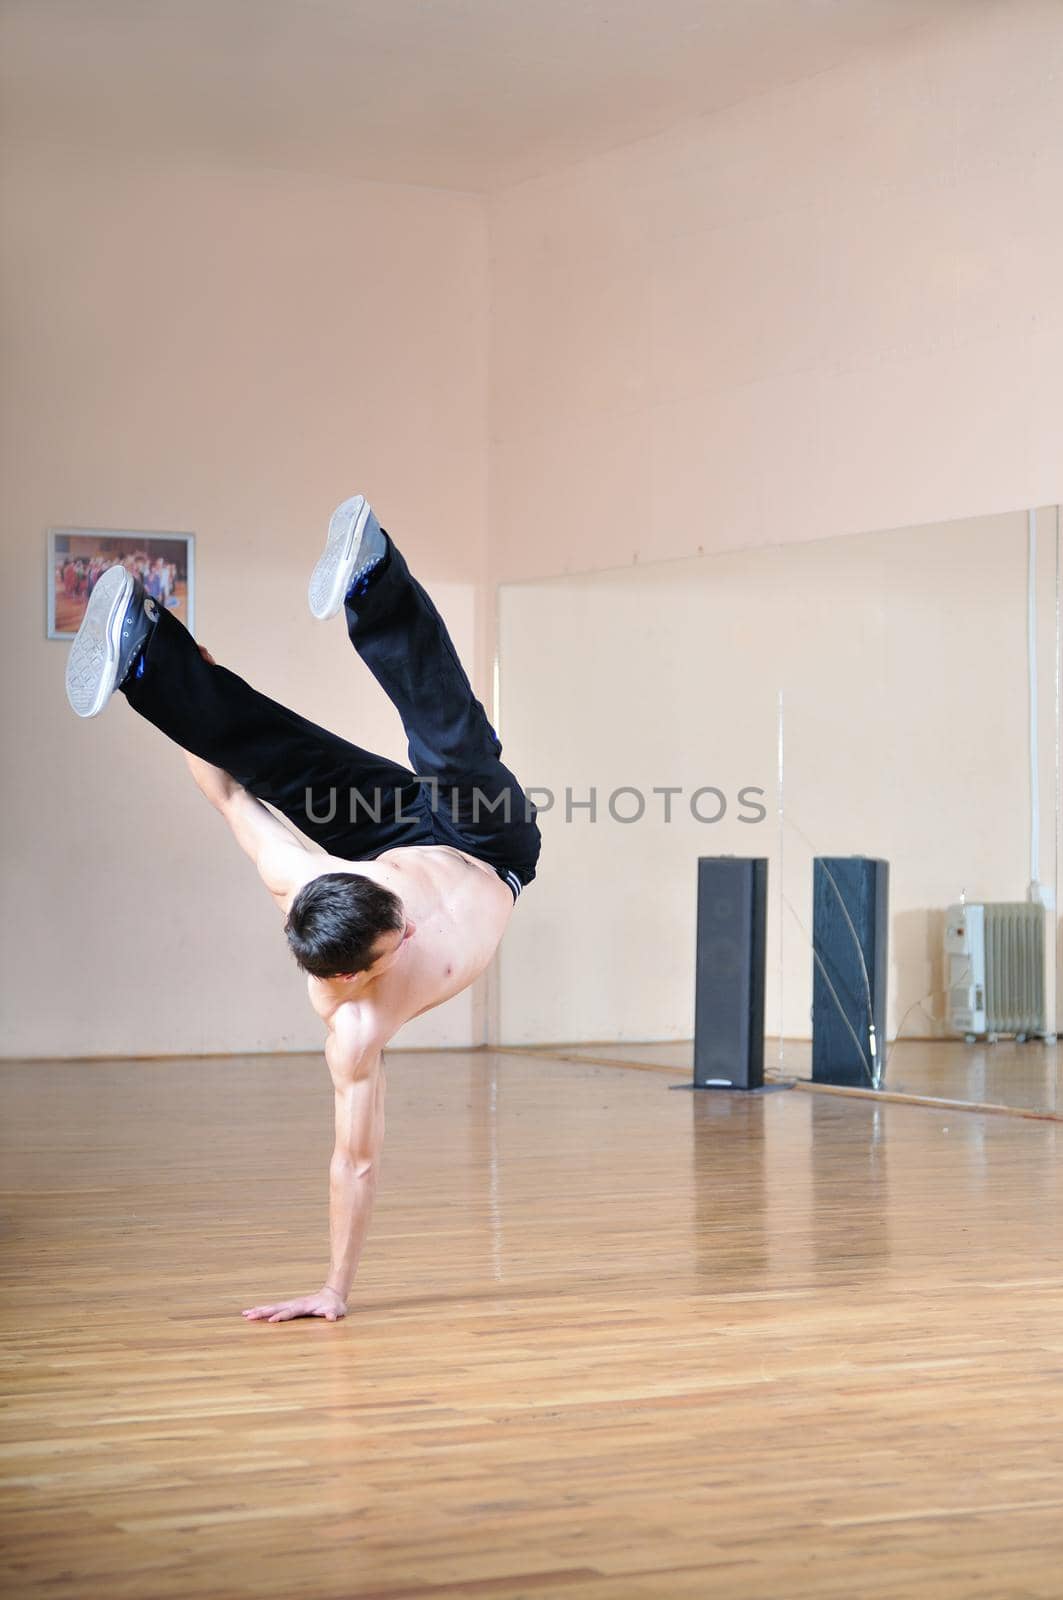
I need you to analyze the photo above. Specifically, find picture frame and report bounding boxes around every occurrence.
[47,528,196,640]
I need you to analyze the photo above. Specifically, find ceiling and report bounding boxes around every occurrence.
[1,0,974,192]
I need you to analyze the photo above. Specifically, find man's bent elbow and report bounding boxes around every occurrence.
[330,1147,379,1186]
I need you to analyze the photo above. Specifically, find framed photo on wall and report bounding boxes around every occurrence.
[47,528,196,640]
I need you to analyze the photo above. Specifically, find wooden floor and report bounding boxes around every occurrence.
[2,1049,1063,1599]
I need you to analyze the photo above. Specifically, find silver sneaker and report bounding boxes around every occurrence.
[308,494,374,621]
[65,565,156,717]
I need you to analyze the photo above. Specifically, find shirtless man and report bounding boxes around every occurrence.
[65,497,541,1323]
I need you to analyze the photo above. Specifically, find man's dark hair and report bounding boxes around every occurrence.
[284,873,404,978]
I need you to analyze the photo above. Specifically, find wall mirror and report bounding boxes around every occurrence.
[496,507,1061,1117]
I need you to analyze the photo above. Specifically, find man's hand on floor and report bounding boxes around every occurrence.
[242,1287,347,1323]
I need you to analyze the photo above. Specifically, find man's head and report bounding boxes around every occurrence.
[284,872,408,979]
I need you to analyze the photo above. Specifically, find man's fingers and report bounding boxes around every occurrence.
[242,1297,344,1323]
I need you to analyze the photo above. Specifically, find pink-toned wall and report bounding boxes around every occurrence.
[488,0,1063,585]
[0,143,489,1057]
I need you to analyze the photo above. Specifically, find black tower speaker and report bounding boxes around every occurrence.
[811,857,889,1088]
[693,857,768,1090]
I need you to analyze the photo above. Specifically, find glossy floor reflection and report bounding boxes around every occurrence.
[1,1049,1062,1598]
[519,1037,1063,1116]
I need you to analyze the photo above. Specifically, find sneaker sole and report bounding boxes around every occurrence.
[64,565,133,717]
[308,494,372,620]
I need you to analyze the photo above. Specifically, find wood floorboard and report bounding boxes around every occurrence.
[1,1049,1062,1598]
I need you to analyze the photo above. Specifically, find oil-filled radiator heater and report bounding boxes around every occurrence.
[945,902,1049,1043]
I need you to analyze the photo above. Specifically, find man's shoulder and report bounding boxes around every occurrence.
[325,999,390,1080]
[287,855,393,910]
[330,997,386,1048]
[307,853,405,895]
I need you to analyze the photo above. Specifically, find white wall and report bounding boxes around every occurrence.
[0,142,489,1057]
[489,0,1063,586]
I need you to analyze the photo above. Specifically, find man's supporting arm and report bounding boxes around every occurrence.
[242,1006,384,1324]
[324,1010,385,1304]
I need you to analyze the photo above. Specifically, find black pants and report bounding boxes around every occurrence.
[123,534,541,897]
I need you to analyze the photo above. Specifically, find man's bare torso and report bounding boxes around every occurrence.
[276,844,514,1048]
